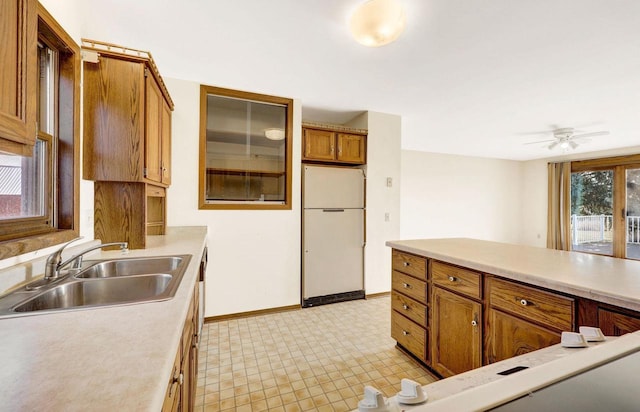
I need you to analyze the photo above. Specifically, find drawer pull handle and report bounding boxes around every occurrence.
[448,276,457,282]
[402,283,412,289]
[403,262,410,267]
[402,330,409,336]
[520,299,530,306]
[402,304,410,310]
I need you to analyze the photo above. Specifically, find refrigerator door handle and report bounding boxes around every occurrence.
[322,208,345,212]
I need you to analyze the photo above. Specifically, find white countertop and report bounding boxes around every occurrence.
[386,238,640,312]
[0,226,207,411]
[383,331,640,411]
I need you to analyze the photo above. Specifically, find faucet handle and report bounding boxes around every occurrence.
[44,237,83,279]
[47,237,84,263]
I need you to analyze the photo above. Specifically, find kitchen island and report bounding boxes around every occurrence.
[0,226,207,411]
[386,238,640,377]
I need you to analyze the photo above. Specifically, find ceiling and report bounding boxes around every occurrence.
[77,0,640,161]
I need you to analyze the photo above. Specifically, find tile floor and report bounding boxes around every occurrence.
[195,295,437,412]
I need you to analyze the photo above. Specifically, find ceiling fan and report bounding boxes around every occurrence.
[525,127,610,150]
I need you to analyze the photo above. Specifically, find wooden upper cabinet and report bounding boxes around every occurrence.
[82,40,173,186]
[0,0,37,156]
[302,127,366,165]
[303,128,335,161]
[337,133,366,164]
[145,73,163,183]
[161,98,172,185]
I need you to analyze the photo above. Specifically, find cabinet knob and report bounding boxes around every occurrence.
[520,299,530,306]
[448,276,457,282]
[402,330,409,336]
[402,304,409,310]
[402,283,412,289]
[403,262,410,267]
[471,320,478,327]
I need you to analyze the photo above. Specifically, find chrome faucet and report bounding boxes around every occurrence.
[44,239,128,280]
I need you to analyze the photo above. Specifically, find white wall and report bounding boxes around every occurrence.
[355,113,402,294]
[164,78,302,317]
[520,159,548,247]
[39,0,82,41]
[400,151,523,244]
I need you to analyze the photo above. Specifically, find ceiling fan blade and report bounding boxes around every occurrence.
[548,141,559,150]
[573,137,592,144]
[569,141,579,149]
[572,131,609,139]
[524,139,556,145]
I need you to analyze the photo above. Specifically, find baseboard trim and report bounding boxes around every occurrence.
[205,291,391,323]
[366,291,390,299]
[205,304,301,323]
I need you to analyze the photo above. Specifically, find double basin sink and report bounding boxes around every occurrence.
[0,255,192,317]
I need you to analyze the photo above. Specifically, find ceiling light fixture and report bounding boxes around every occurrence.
[349,0,406,47]
[264,128,285,141]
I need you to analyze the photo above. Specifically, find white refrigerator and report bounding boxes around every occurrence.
[302,165,365,307]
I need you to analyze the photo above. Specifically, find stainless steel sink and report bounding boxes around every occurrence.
[14,275,173,312]
[0,254,192,317]
[75,256,184,278]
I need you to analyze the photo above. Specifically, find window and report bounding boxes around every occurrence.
[199,85,293,210]
[568,155,640,260]
[0,5,79,259]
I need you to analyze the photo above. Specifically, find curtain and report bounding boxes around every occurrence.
[547,162,571,250]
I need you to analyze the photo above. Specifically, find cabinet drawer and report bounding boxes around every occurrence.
[392,250,427,280]
[392,270,427,303]
[391,311,427,360]
[391,291,427,326]
[432,261,481,300]
[146,185,166,197]
[487,277,574,331]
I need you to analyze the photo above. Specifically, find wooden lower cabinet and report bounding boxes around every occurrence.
[162,349,182,412]
[598,308,640,336]
[390,249,640,378]
[163,281,199,411]
[431,287,482,377]
[487,309,561,364]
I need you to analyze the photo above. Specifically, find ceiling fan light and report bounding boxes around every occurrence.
[350,0,406,47]
[264,128,285,141]
[560,141,570,150]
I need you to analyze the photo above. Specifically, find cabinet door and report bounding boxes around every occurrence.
[83,57,145,181]
[432,287,482,377]
[145,73,163,183]
[162,348,181,412]
[599,308,640,336]
[161,98,172,184]
[487,308,560,364]
[337,133,365,164]
[0,0,37,155]
[303,128,335,161]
